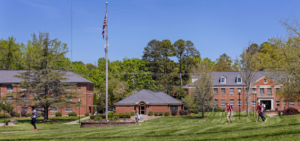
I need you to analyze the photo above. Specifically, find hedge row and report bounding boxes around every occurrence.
[90,114,131,119]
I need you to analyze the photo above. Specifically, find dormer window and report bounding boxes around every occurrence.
[237,77,242,84]
[264,78,267,84]
[221,76,226,84]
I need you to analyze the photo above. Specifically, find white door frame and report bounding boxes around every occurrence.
[258,99,273,110]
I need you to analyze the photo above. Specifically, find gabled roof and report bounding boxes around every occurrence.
[114,89,183,105]
[0,70,93,84]
[185,71,272,87]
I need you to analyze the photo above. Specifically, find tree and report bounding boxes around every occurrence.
[172,86,187,100]
[113,82,129,101]
[215,53,233,71]
[191,62,214,118]
[0,37,23,70]
[181,94,195,110]
[12,32,79,120]
[183,40,201,85]
[239,42,260,117]
[174,39,186,86]
[86,63,97,71]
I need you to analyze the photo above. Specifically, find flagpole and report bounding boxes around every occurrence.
[105,2,108,120]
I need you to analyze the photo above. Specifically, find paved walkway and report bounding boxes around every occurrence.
[266,114,278,117]
[63,117,90,124]
[0,120,19,127]
[131,115,161,122]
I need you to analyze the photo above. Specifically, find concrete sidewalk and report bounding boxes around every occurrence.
[63,117,90,124]
[0,120,19,126]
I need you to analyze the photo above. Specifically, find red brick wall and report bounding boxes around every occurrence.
[0,83,93,116]
[116,105,182,115]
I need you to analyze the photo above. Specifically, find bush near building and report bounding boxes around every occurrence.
[15,113,20,117]
[55,112,62,117]
[85,113,89,116]
[148,111,153,116]
[278,107,300,116]
[165,111,170,116]
[68,112,77,116]
[130,112,135,116]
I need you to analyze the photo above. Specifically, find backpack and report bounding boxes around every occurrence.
[35,112,39,118]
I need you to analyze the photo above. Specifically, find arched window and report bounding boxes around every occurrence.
[221,76,226,84]
[264,78,267,84]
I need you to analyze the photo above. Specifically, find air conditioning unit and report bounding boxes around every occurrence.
[66,89,71,92]
[7,90,12,93]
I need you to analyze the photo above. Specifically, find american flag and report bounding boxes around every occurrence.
[102,13,107,39]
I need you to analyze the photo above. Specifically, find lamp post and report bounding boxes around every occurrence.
[238,89,241,120]
[78,99,81,124]
[252,91,257,117]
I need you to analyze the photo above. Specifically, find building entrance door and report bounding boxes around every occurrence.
[261,100,271,110]
[139,105,145,115]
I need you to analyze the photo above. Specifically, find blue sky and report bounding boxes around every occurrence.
[0,0,298,64]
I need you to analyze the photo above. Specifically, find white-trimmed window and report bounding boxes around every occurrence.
[214,88,218,94]
[21,107,28,113]
[214,99,218,105]
[77,84,81,89]
[245,99,247,105]
[260,88,264,96]
[237,77,242,84]
[221,77,226,84]
[238,100,242,105]
[221,88,225,96]
[221,99,225,105]
[7,96,13,104]
[230,88,234,96]
[284,102,286,107]
[21,86,27,91]
[170,106,178,111]
[65,107,72,114]
[267,88,272,96]
[276,101,280,106]
[230,99,234,105]
[50,107,57,114]
[36,107,43,113]
[252,88,256,93]
[6,85,13,92]
[290,102,295,107]
[21,96,28,101]
[252,101,256,107]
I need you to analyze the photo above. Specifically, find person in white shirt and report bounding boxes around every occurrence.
[260,102,267,122]
[31,107,38,131]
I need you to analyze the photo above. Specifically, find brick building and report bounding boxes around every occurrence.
[115,89,183,115]
[0,70,94,116]
[184,71,294,111]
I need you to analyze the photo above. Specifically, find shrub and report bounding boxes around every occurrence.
[281,107,300,115]
[3,114,9,118]
[21,110,27,117]
[90,114,131,119]
[85,113,89,116]
[108,111,115,115]
[171,109,178,116]
[159,111,164,116]
[119,112,124,114]
[154,111,159,116]
[186,109,191,114]
[15,113,20,117]
[94,116,102,121]
[113,116,119,120]
[38,113,41,117]
[0,113,3,118]
[179,110,187,116]
[191,109,199,114]
[130,112,135,116]
[148,111,153,116]
[25,113,32,117]
[125,112,129,115]
[214,107,223,112]
[165,111,170,116]
[68,112,77,116]
[10,111,17,117]
[55,112,62,117]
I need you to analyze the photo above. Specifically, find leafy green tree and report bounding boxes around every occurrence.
[12,32,79,120]
[0,37,23,70]
[181,94,195,110]
[113,82,129,101]
[215,53,233,71]
[86,63,97,71]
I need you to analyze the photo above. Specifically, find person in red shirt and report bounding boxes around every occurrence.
[256,101,262,122]
[226,103,233,124]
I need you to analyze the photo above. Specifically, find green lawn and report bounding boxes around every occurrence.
[1,112,300,141]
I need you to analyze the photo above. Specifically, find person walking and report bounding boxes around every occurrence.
[260,102,267,122]
[135,111,141,126]
[226,103,233,124]
[256,102,262,122]
[31,107,38,131]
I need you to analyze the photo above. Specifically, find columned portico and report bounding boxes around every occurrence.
[258,97,274,110]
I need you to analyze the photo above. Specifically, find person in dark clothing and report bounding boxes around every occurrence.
[31,107,38,131]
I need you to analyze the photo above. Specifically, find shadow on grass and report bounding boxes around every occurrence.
[15,116,85,124]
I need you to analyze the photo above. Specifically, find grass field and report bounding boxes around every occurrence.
[1,112,300,141]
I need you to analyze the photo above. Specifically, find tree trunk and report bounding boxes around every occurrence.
[44,107,49,120]
[202,106,205,118]
[246,91,250,117]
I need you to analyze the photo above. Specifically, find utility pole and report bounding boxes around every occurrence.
[132,72,135,91]
[71,0,73,61]
[104,2,108,120]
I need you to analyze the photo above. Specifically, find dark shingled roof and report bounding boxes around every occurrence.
[186,71,271,87]
[114,89,183,105]
[0,70,93,84]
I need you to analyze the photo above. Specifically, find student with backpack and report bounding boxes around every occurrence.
[31,107,39,131]
[225,103,233,124]
[135,111,141,126]
[256,101,262,122]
